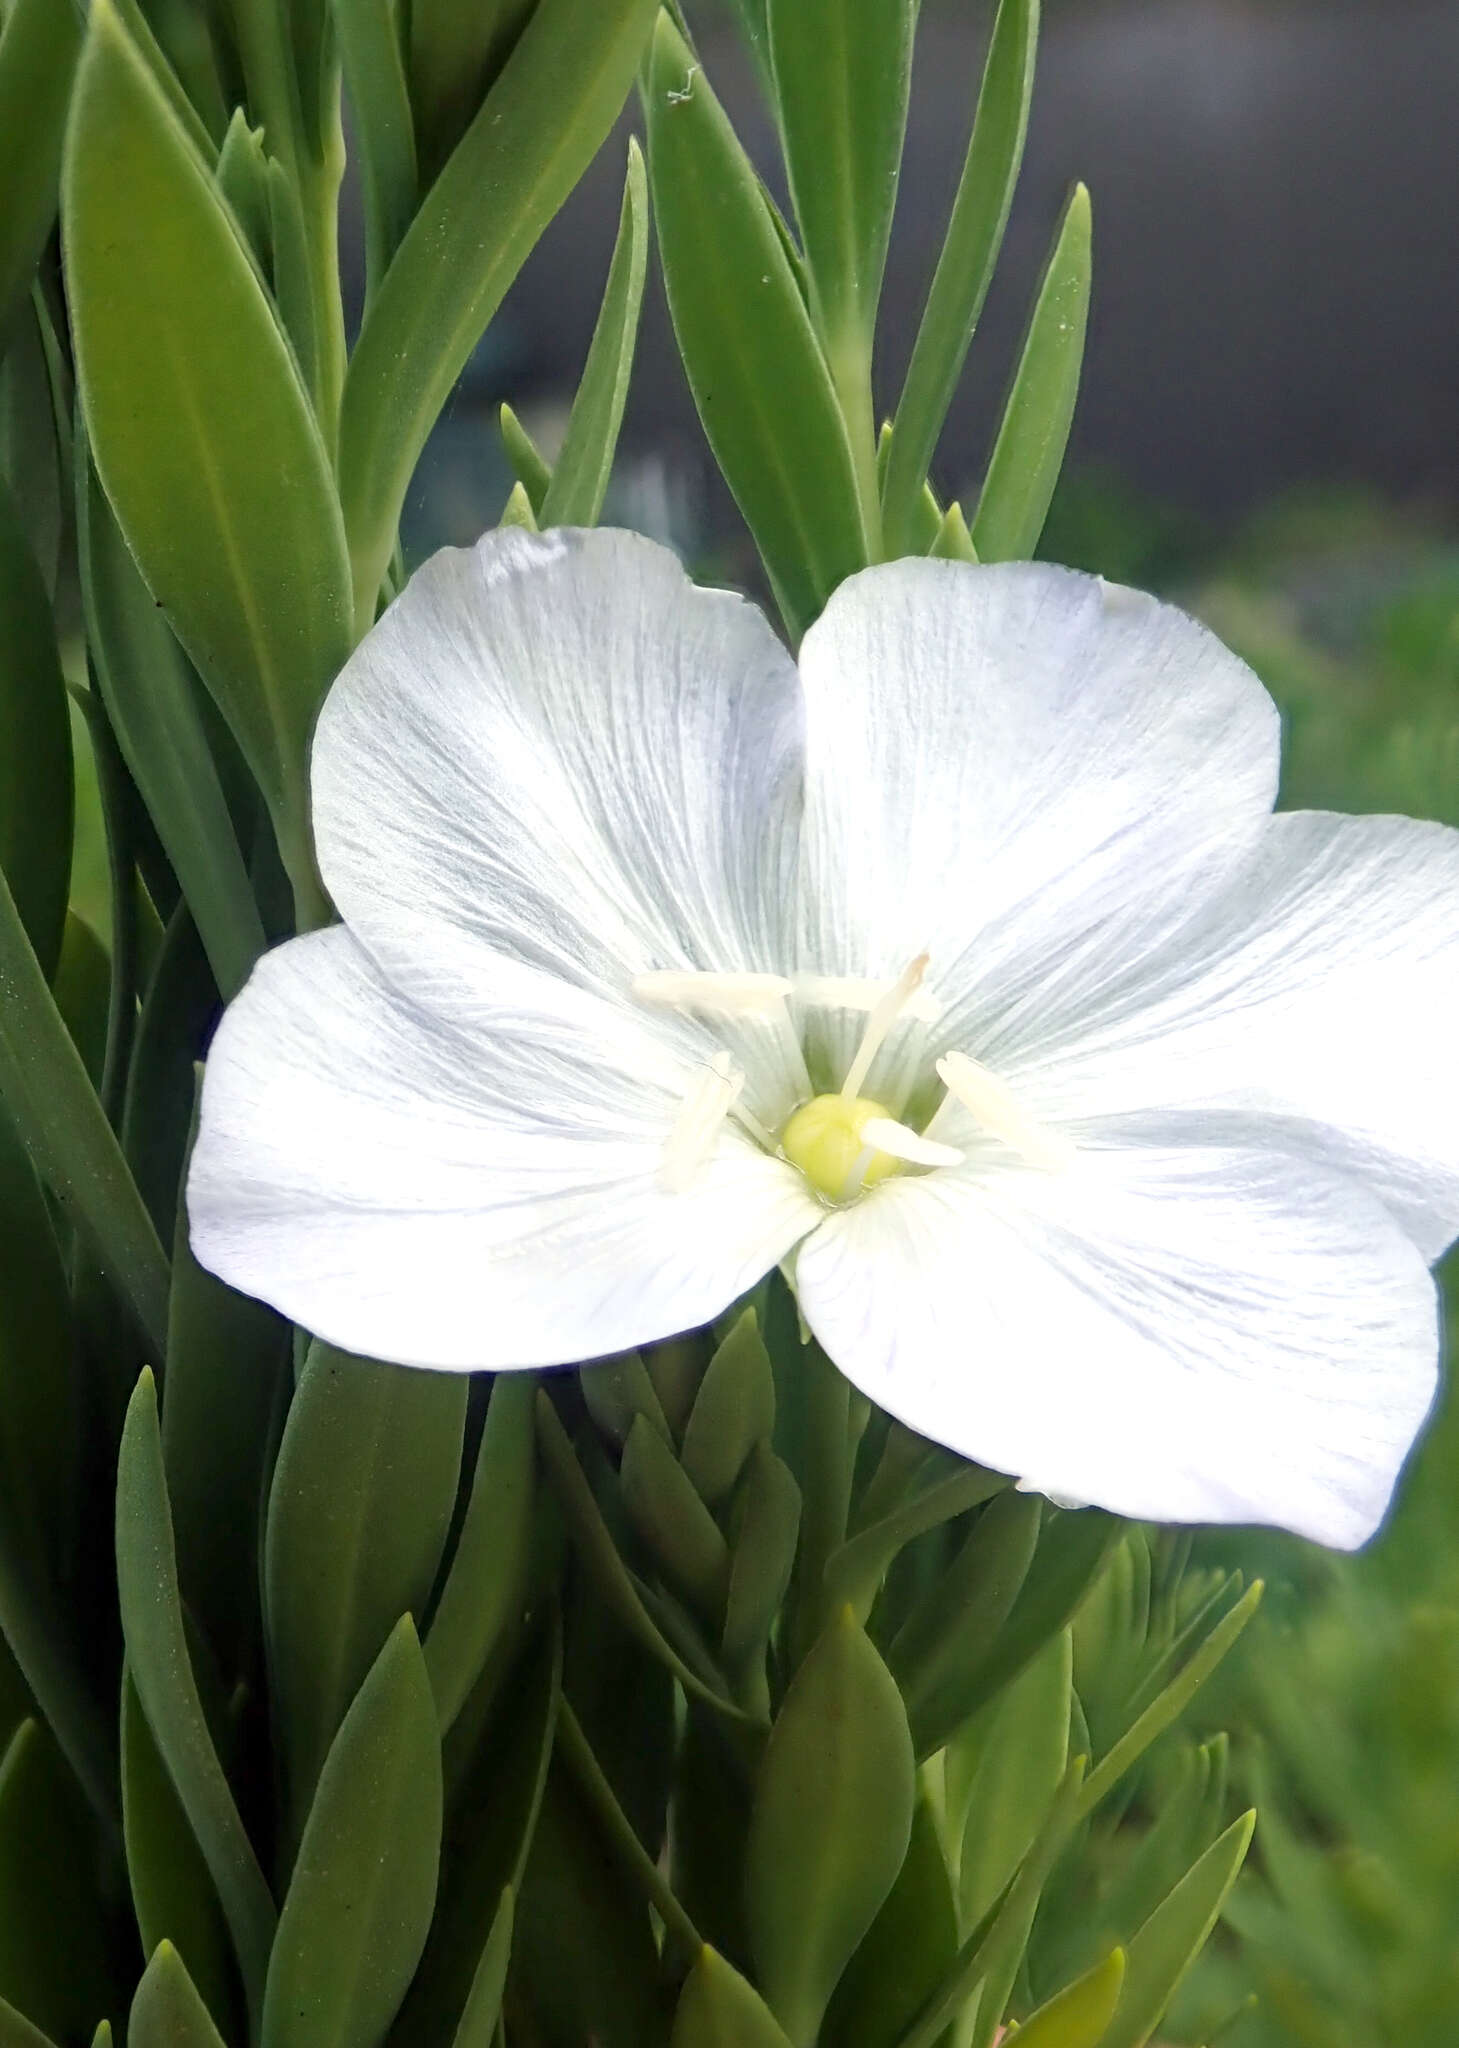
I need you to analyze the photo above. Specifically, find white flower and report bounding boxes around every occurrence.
[188,529,1459,1549]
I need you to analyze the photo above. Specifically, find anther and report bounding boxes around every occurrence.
[661,1051,743,1192]
[633,971,793,1016]
[859,1118,964,1169]
[935,1051,1075,1172]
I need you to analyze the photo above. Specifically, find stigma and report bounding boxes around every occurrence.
[781,1094,963,1204]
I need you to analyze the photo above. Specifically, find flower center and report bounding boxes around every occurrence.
[780,1094,902,1202]
[635,955,1073,1194]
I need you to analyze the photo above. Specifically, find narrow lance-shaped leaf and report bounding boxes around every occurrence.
[335,0,418,293]
[540,139,649,528]
[0,0,81,343]
[63,0,353,902]
[645,14,871,638]
[339,0,658,618]
[1014,1948,1127,2048]
[116,1371,277,2032]
[264,1343,466,1843]
[745,1607,915,2044]
[1101,1814,1256,2048]
[76,442,265,1002]
[129,1941,228,2048]
[262,1619,444,2048]
[768,0,914,349]
[670,1947,794,2047]
[883,0,1039,553]
[0,859,169,1358]
[0,480,71,980]
[499,404,552,516]
[448,1884,514,2048]
[971,182,1092,564]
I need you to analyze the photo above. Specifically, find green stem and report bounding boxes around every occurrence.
[789,1343,856,1667]
[828,328,884,563]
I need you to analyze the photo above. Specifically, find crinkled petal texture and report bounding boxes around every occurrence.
[311,527,804,1033]
[793,559,1281,1087]
[187,928,821,1369]
[795,1131,1439,1549]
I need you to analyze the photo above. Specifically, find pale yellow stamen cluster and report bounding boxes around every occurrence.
[639,958,1075,1196]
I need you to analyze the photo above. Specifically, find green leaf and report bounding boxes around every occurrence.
[1101,1815,1256,2048]
[91,2026,112,2048]
[971,183,1092,564]
[746,1606,915,2044]
[163,1128,289,1679]
[448,1884,513,2048]
[408,0,534,181]
[0,0,81,344]
[768,0,913,350]
[0,1720,119,2041]
[121,1672,240,2043]
[424,1373,537,1734]
[395,1621,559,2048]
[264,1344,466,1840]
[721,1441,801,1674]
[498,405,552,517]
[0,1996,57,2047]
[680,1308,775,1509]
[1014,1948,1126,2048]
[51,911,109,1092]
[129,1942,227,2047]
[931,501,979,561]
[620,1413,731,1620]
[0,479,71,981]
[882,0,1039,553]
[115,1370,276,2033]
[1079,1582,1262,1819]
[671,1947,794,2047]
[645,13,870,638]
[340,0,657,615]
[121,906,218,1249]
[76,442,265,1002]
[0,858,168,1358]
[335,0,418,292]
[535,1393,744,1719]
[262,1618,443,2048]
[63,0,353,898]
[213,111,273,273]
[823,1795,959,2048]
[0,1116,72,1577]
[953,1508,1122,1728]
[824,1462,1008,1624]
[0,300,64,596]
[580,1350,672,1453]
[540,140,648,528]
[889,1489,1043,1759]
[956,1626,1073,1931]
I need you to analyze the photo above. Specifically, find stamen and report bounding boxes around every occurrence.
[840,954,931,1101]
[792,974,942,1024]
[859,1118,965,1169]
[661,1051,743,1192]
[633,970,793,1016]
[935,1051,1075,1172]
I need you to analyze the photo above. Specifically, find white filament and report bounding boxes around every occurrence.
[791,974,942,1024]
[936,1051,1075,1172]
[841,954,931,1101]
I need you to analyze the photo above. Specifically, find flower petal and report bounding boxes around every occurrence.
[1014,811,1459,1259]
[792,560,1279,1086]
[794,1136,1437,1547]
[188,927,821,1368]
[312,527,803,1031]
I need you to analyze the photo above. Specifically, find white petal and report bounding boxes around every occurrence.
[188,928,821,1369]
[312,528,803,1033]
[1017,812,1459,1258]
[793,560,1279,1088]
[794,1136,1437,1548]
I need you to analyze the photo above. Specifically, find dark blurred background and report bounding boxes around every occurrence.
[398,0,1459,582]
